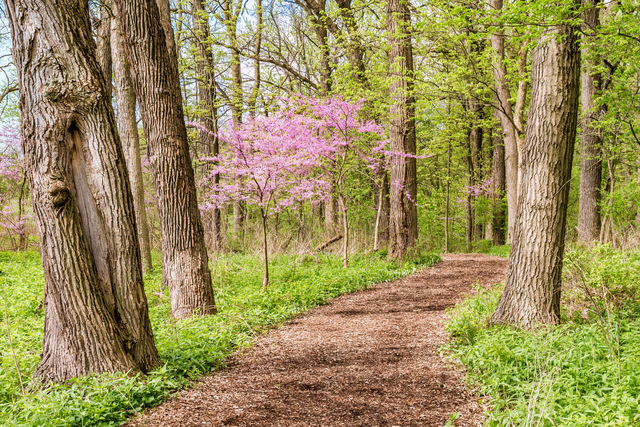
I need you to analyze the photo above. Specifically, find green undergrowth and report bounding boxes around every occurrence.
[445,244,640,426]
[0,250,440,426]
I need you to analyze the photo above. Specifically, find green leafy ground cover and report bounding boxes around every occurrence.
[446,244,640,426]
[0,251,440,426]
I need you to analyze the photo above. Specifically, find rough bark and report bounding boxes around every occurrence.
[114,0,216,318]
[577,0,603,244]
[489,0,519,243]
[111,4,154,273]
[96,1,112,101]
[192,0,223,252]
[6,0,160,382]
[156,0,179,67]
[492,107,507,246]
[492,18,581,327]
[387,0,418,258]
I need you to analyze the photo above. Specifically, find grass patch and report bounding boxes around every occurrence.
[0,250,440,426]
[445,244,640,426]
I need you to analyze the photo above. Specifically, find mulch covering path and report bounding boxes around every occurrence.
[128,253,507,426]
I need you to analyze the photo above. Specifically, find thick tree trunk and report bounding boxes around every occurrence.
[111,4,154,273]
[192,0,223,252]
[6,0,160,382]
[577,0,603,244]
[492,107,507,246]
[156,0,179,67]
[114,0,216,318]
[489,0,519,243]
[96,2,112,101]
[492,17,581,327]
[387,0,418,258]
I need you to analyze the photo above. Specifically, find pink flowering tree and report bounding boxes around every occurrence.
[292,96,388,268]
[190,111,330,290]
[0,124,28,249]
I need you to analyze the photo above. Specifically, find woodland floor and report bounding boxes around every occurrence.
[127,254,507,427]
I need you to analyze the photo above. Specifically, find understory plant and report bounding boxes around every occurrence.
[445,243,640,426]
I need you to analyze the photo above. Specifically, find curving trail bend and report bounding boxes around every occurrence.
[128,254,507,427]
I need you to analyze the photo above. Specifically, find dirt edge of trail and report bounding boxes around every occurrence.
[127,253,507,427]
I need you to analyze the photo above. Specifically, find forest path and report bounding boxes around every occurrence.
[128,254,507,427]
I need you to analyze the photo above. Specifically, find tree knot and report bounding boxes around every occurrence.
[48,180,70,208]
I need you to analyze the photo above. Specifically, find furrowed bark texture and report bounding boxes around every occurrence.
[492,21,581,328]
[490,0,519,243]
[114,0,216,318]
[96,2,112,101]
[6,0,160,382]
[192,0,222,251]
[577,0,603,244]
[387,0,418,258]
[111,4,154,273]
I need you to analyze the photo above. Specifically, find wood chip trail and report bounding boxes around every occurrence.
[128,254,507,426]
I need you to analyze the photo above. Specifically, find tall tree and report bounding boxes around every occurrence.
[5,0,160,382]
[220,0,246,236]
[489,0,521,243]
[492,107,507,245]
[192,0,223,251]
[114,0,217,318]
[387,0,418,258]
[111,3,154,272]
[492,11,581,327]
[577,0,603,244]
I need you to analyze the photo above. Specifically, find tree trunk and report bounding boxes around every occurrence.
[114,0,216,318]
[470,104,484,242]
[492,15,581,327]
[444,138,451,253]
[335,0,367,85]
[96,1,112,101]
[465,128,474,253]
[489,0,519,244]
[387,0,418,258]
[192,0,223,252]
[311,0,332,95]
[6,0,160,382]
[325,184,338,235]
[577,0,603,244]
[156,0,179,67]
[248,0,263,117]
[492,107,507,246]
[111,4,154,273]
[223,0,245,237]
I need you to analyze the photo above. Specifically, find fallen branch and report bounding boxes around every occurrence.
[315,234,343,252]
